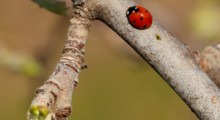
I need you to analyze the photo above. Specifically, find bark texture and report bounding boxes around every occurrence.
[28,1,92,119]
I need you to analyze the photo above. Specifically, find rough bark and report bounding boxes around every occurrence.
[27,1,92,119]
[28,0,220,120]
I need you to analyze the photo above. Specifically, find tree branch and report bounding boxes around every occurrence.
[27,1,92,119]
[28,0,220,120]
[84,0,220,119]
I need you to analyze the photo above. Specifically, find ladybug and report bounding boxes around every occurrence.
[126,5,152,30]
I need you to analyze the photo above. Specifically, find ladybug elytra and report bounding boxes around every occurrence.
[126,5,152,30]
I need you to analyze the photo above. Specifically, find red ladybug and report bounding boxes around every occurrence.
[126,5,152,30]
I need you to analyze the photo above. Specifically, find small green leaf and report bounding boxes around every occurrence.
[33,0,68,15]
[30,105,40,116]
[39,106,49,118]
[29,106,49,120]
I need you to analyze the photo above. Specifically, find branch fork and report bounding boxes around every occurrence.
[28,0,220,120]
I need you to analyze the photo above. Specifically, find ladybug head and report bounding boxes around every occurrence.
[126,6,139,17]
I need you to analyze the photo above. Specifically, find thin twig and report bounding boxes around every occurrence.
[27,2,92,119]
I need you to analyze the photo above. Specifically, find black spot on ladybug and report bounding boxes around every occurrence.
[156,34,161,40]
[133,20,136,23]
[146,10,148,13]
[140,17,143,20]
[143,25,147,28]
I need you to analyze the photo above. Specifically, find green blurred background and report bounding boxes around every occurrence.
[0,0,220,119]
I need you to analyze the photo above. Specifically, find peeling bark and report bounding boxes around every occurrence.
[28,2,92,119]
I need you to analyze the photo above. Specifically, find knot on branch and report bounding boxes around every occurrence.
[55,107,72,119]
[72,0,85,6]
[71,0,95,20]
[201,42,220,88]
[73,6,95,20]
[192,51,209,72]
